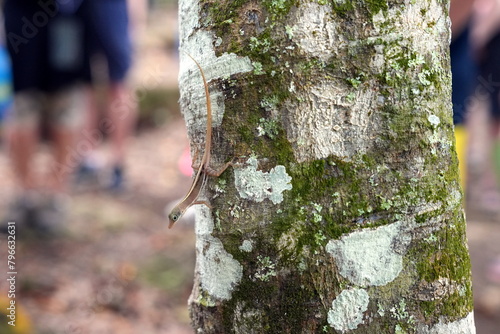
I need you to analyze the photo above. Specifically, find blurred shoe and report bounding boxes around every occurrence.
[1,191,40,233]
[107,164,125,193]
[1,191,69,237]
[35,192,70,236]
[74,158,104,191]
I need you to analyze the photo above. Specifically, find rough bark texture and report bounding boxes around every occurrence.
[178,0,475,333]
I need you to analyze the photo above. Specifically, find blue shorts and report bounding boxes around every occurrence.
[450,25,477,125]
[84,0,132,83]
[3,0,88,93]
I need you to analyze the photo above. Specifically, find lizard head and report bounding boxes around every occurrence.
[168,207,183,229]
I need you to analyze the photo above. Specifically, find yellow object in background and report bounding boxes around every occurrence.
[455,125,467,193]
[0,295,32,334]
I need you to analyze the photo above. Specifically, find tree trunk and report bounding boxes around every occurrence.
[178,0,475,333]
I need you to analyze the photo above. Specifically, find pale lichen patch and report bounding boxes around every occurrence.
[194,207,243,301]
[234,156,292,204]
[418,312,476,334]
[428,114,440,127]
[325,222,411,287]
[239,239,254,252]
[327,288,370,332]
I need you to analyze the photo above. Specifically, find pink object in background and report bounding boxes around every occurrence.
[178,147,193,177]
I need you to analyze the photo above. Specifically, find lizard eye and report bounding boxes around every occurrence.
[171,214,179,221]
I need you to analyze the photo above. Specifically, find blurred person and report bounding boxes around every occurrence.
[467,0,500,211]
[77,0,141,192]
[450,0,477,192]
[2,0,87,232]
[470,0,500,289]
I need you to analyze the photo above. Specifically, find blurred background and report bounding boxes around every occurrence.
[0,0,499,333]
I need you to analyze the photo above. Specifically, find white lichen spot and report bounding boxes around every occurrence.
[285,25,294,39]
[194,207,243,301]
[257,117,279,139]
[419,312,476,334]
[325,222,410,287]
[377,303,385,317]
[428,114,440,127]
[327,288,369,332]
[178,0,200,41]
[239,240,254,252]
[395,324,406,334]
[449,188,463,208]
[252,61,265,75]
[254,255,277,282]
[197,237,243,300]
[390,299,415,325]
[234,156,292,204]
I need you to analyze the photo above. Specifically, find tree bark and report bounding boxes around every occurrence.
[178,0,476,333]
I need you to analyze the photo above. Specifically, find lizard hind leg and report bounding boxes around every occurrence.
[190,145,203,171]
[204,158,237,177]
[193,200,212,209]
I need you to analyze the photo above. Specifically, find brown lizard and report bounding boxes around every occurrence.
[168,54,230,228]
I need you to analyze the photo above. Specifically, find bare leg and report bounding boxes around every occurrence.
[107,83,137,166]
[50,125,79,193]
[104,83,137,191]
[82,85,102,150]
[47,86,86,193]
[5,92,42,191]
[6,124,38,190]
